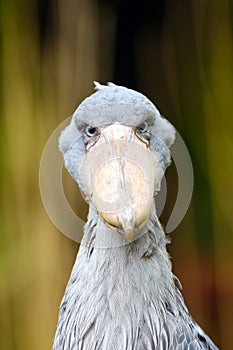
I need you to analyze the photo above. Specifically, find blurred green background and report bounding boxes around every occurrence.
[0,0,233,349]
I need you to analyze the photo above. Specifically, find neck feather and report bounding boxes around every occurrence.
[56,203,179,346]
[77,203,178,318]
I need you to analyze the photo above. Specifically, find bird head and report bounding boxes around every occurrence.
[59,82,175,241]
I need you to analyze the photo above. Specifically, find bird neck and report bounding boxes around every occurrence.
[81,202,167,250]
[72,202,178,324]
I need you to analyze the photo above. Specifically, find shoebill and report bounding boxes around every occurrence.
[52,82,218,349]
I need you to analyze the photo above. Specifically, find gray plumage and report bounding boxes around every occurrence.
[53,83,218,349]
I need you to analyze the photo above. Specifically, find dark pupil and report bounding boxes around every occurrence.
[138,122,147,133]
[86,126,97,136]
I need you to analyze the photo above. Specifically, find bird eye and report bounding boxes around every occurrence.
[85,125,98,137]
[137,122,148,133]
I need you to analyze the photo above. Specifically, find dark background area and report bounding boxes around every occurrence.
[0,0,233,349]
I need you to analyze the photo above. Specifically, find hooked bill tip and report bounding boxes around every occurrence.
[119,207,135,241]
[124,229,134,241]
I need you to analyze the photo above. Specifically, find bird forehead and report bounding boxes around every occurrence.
[74,103,155,130]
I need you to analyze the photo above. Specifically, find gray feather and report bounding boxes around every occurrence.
[53,83,218,349]
[53,206,218,349]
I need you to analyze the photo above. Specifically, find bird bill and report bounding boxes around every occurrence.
[79,124,155,240]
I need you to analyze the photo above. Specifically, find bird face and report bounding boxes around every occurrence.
[79,122,156,240]
[59,83,176,241]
